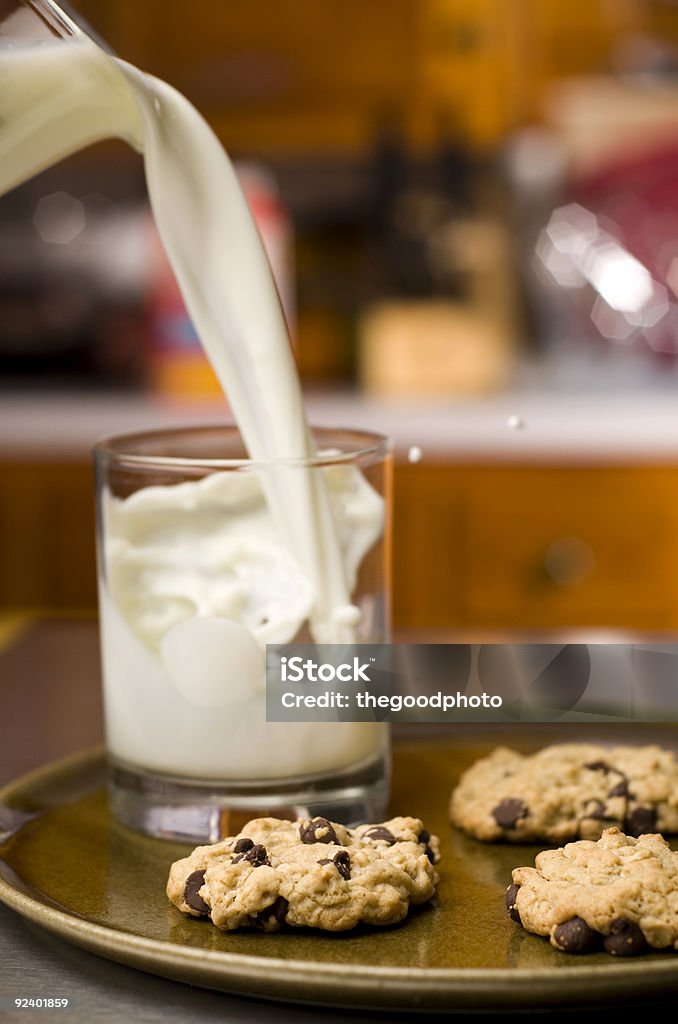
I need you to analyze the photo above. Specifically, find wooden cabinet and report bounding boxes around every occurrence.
[0,463,97,610]
[392,463,678,632]
[74,0,652,154]
[464,467,673,629]
[3,458,678,633]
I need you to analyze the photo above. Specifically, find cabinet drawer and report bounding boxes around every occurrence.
[464,467,678,630]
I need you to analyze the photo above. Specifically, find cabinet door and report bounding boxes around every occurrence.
[90,0,417,152]
[464,466,678,631]
[0,463,96,609]
[414,0,516,146]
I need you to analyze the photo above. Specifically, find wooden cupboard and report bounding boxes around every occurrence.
[73,0,654,154]
[393,463,678,632]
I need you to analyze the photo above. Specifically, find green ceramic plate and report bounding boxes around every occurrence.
[2,727,678,1012]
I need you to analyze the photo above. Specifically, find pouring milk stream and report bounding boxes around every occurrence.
[0,28,385,777]
[0,35,359,636]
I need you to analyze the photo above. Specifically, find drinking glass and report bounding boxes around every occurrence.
[94,425,392,841]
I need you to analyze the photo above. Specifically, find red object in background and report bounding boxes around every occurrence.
[570,142,678,357]
[147,163,295,397]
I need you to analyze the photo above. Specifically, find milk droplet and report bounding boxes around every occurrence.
[408,445,423,463]
[506,415,525,430]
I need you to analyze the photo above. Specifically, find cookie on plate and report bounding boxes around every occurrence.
[450,743,678,842]
[506,826,678,956]
[167,815,440,932]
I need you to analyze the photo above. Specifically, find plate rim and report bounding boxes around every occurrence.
[2,747,678,1011]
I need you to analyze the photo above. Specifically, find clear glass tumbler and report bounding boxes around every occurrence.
[94,425,392,841]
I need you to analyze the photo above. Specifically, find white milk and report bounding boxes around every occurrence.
[0,35,386,778]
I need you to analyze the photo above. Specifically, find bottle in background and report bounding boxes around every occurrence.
[146,162,295,399]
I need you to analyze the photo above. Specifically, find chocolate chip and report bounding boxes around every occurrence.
[245,843,270,866]
[184,870,209,914]
[270,894,289,922]
[608,780,628,798]
[334,850,351,880]
[234,843,270,867]
[364,826,397,844]
[299,817,339,845]
[505,883,521,923]
[603,918,648,956]
[318,851,352,880]
[234,837,254,853]
[624,806,657,837]
[492,798,528,830]
[553,916,600,954]
[416,828,436,861]
[585,760,611,772]
[254,896,289,928]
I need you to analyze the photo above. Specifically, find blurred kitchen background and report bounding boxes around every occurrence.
[5,0,678,636]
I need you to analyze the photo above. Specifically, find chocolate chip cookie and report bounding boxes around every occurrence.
[507,827,678,956]
[167,815,440,931]
[450,743,678,842]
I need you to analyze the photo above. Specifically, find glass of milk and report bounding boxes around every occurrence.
[95,425,391,841]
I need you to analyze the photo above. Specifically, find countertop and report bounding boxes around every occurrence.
[4,389,678,462]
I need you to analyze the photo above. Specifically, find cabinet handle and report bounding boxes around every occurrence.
[542,536,595,587]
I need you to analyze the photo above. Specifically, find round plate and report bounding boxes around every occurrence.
[2,727,678,1011]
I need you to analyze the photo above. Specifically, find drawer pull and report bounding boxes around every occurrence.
[543,537,595,587]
